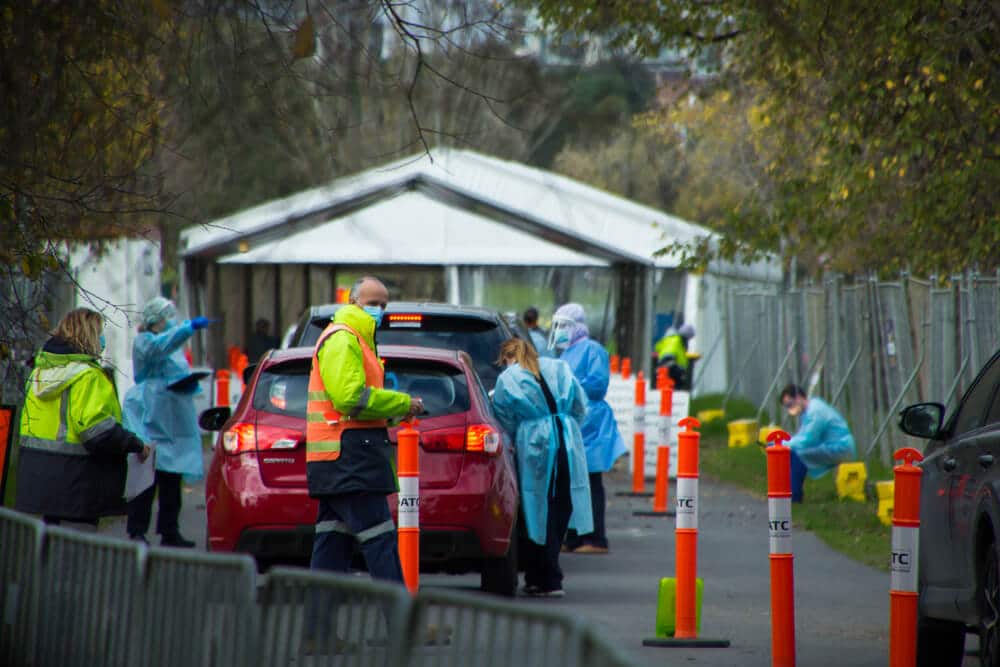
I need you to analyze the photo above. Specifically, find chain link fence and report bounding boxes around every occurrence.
[713,272,1000,464]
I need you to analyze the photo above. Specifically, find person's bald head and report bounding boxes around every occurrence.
[349,276,389,309]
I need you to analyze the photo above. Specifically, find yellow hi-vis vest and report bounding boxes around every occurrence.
[306,323,387,462]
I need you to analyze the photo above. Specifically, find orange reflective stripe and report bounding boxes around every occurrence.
[307,450,342,462]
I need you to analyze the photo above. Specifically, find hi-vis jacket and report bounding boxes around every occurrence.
[306,305,411,497]
[16,337,145,521]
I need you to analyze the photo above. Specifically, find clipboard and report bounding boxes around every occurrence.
[167,371,211,393]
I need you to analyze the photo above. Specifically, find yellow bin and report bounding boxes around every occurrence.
[697,409,725,424]
[877,480,895,526]
[727,419,759,448]
[835,462,868,502]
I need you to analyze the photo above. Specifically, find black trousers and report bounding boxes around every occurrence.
[564,472,608,549]
[522,443,573,591]
[126,469,183,537]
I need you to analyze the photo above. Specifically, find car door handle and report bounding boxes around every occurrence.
[979,454,995,469]
[942,457,958,472]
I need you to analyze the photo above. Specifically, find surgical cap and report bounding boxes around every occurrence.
[142,297,176,327]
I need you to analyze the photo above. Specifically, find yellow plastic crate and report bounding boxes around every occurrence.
[876,480,895,526]
[727,419,759,448]
[697,409,725,424]
[835,462,868,502]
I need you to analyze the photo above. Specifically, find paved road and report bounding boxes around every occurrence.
[101,456,895,666]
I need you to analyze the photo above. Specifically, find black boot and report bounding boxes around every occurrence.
[161,533,195,548]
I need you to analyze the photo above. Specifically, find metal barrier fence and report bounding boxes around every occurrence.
[0,508,639,667]
[713,272,1000,464]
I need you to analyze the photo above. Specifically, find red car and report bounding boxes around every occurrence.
[201,344,520,596]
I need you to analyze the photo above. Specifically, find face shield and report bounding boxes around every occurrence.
[547,315,576,351]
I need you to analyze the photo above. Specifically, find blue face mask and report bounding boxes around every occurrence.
[550,327,571,350]
[164,318,177,330]
[99,334,106,352]
[363,306,384,328]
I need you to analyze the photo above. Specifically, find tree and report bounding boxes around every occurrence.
[529,1,1000,276]
[0,0,553,391]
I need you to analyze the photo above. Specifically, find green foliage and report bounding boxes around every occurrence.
[530,0,1000,276]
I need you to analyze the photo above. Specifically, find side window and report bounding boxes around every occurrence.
[951,356,1000,436]
[986,368,1000,427]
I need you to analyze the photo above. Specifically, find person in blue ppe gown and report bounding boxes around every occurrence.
[549,303,626,554]
[492,338,592,597]
[780,384,857,503]
[126,296,213,546]
[523,307,552,358]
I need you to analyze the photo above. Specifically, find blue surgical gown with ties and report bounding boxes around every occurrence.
[559,338,627,473]
[492,357,593,545]
[788,397,857,479]
[132,321,204,479]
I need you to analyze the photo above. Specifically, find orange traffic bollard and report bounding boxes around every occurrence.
[644,416,730,648]
[621,357,632,379]
[656,365,668,391]
[674,416,700,639]
[632,372,647,494]
[215,369,230,407]
[766,429,796,667]
[635,376,674,517]
[890,447,923,667]
[610,354,620,374]
[619,372,653,499]
[397,420,420,594]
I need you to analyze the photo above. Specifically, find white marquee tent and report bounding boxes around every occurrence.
[181,149,779,393]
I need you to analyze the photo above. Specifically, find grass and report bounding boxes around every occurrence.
[694,394,892,572]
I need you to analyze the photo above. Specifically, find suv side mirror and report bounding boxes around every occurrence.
[242,364,257,386]
[899,402,945,439]
[199,406,232,431]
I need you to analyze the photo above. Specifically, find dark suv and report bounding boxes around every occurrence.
[899,348,1000,667]
[283,302,528,390]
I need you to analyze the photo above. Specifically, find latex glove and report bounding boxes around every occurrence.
[191,316,211,330]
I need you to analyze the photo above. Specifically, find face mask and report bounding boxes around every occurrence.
[99,334,106,352]
[362,305,384,328]
[164,318,177,330]
[549,327,571,350]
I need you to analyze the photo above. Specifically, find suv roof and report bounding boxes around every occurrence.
[305,301,507,322]
[263,343,467,366]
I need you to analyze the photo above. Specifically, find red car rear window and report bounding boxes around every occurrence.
[252,359,470,418]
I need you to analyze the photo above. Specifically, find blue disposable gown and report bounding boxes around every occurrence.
[559,338,626,473]
[788,397,857,479]
[528,328,553,358]
[492,357,593,545]
[132,321,204,479]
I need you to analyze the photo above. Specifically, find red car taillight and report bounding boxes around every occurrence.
[420,424,502,455]
[222,423,255,454]
[221,423,302,454]
[466,424,501,454]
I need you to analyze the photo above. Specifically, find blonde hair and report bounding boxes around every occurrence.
[52,308,104,357]
[498,338,540,378]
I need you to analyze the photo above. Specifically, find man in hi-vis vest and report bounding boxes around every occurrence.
[307,276,424,583]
